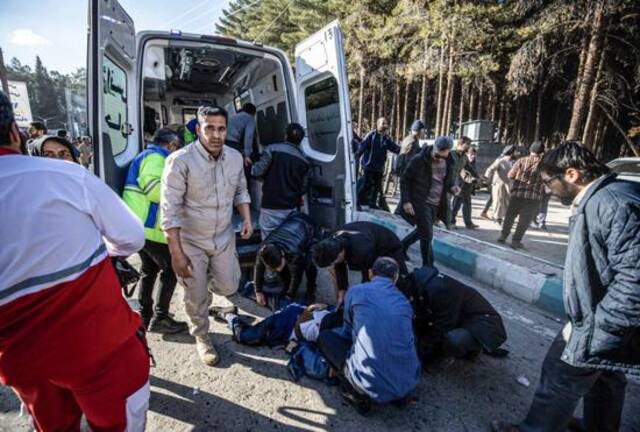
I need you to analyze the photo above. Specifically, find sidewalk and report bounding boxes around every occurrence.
[384,191,568,317]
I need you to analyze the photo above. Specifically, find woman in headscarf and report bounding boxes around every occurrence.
[31,135,80,163]
[484,145,517,223]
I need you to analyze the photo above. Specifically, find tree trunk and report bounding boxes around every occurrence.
[441,46,455,136]
[502,100,512,143]
[357,63,365,135]
[402,79,410,137]
[582,48,606,148]
[597,103,640,156]
[435,47,446,136]
[468,85,476,122]
[476,81,484,120]
[567,0,606,141]
[533,76,544,144]
[370,79,376,130]
[496,97,505,142]
[458,79,466,138]
[444,77,456,136]
[414,81,421,123]
[419,74,427,123]
[378,79,385,119]
[391,80,399,141]
[489,87,496,122]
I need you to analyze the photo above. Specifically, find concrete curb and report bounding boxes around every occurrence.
[431,229,565,317]
[355,210,566,317]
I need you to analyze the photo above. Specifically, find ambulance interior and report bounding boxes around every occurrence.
[140,39,291,252]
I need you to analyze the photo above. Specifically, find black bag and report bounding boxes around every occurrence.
[111,257,140,298]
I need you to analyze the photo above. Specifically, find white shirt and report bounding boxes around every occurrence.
[291,309,331,342]
[0,155,144,306]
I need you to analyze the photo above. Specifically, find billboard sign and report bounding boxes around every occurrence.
[8,80,33,128]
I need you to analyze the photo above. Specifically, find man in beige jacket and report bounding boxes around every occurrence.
[161,106,253,366]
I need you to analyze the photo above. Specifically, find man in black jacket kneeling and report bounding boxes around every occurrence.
[402,266,507,364]
[253,211,319,307]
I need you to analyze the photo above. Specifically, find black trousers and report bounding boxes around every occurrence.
[444,328,482,358]
[451,190,473,227]
[519,331,627,432]
[317,329,353,372]
[137,240,178,319]
[402,205,437,266]
[500,197,539,242]
[357,170,384,208]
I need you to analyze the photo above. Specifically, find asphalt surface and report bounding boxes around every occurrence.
[2,257,639,431]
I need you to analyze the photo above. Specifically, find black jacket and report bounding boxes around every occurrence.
[252,142,311,210]
[399,145,455,228]
[332,221,407,292]
[405,266,506,359]
[562,174,640,375]
[254,212,318,295]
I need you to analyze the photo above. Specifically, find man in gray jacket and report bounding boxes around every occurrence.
[161,106,253,366]
[492,142,640,432]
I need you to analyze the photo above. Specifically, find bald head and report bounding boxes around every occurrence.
[370,256,400,282]
[376,117,389,134]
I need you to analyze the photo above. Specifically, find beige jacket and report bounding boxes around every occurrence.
[161,139,251,250]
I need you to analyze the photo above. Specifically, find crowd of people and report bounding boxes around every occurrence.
[1,87,638,432]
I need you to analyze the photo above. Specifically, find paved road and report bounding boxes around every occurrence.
[2,260,638,431]
[387,190,569,267]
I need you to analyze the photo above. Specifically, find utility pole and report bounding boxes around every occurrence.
[0,47,10,102]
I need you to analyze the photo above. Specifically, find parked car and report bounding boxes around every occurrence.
[607,157,640,182]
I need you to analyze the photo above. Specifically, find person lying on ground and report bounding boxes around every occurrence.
[316,257,420,415]
[311,221,408,306]
[401,266,508,366]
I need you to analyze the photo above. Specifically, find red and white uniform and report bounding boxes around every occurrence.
[0,149,149,431]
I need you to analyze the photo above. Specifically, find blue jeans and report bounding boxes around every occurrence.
[519,331,627,432]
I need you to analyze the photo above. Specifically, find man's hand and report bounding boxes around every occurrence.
[171,251,193,279]
[241,219,253,239]
[451,185,461,196]
[255,292,267,306]
[336,289,346,307]
[244,157,253,167]
[403,202,415,216]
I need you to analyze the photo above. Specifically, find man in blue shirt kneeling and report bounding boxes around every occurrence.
[317,256,421,414]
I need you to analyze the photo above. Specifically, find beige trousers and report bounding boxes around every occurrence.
[179,239,240,337]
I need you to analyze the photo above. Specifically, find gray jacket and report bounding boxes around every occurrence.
[161,139,251,250]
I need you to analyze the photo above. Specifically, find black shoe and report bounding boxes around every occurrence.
[511,240,525,250]
[339,380,372,416]
[497,236,507,244]
[209,305,238,322]
[465,224,479,229]
[148,315,188,334]
[484,348,510,358]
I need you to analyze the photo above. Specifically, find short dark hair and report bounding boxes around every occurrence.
[153,127,181,147]
[311,237,343,267]
[286,123,305,145]
[197,105,228,126]
[460,136,471,145]
[258,243,284,269]
[538,141,610,183]
[241,103,257,115]
[30,121,46,133]
[371,257,399,280]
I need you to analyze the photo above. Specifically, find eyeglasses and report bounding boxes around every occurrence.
[541,173,562,186]
[43,150,73,160]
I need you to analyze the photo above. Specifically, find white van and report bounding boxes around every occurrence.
[87,0,411,269]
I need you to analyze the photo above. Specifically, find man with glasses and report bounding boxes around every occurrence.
[161,106,253,366]
[123,128,188,334]
[492,142,640,432]
[32,135,79,163]
[497,141,545,249]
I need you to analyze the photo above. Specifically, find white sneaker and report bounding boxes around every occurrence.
[196,336,219,366]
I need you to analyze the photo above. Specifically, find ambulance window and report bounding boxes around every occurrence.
[304,77,340,156]
[102,55,128,156]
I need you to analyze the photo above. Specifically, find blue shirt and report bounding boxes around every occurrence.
[343,277,420,402]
